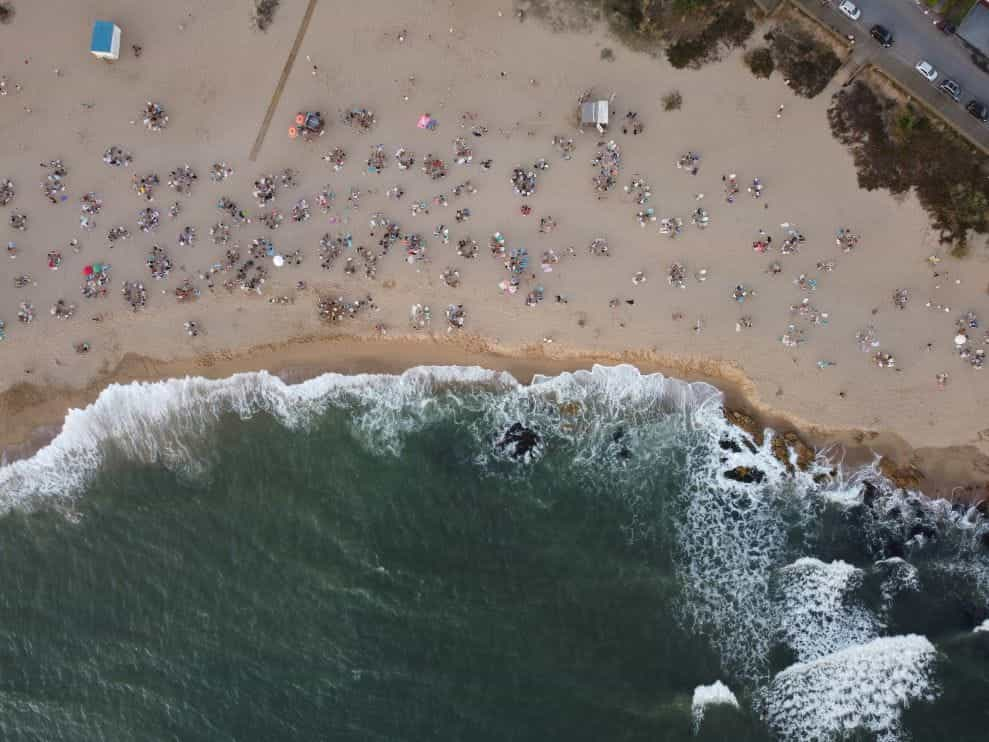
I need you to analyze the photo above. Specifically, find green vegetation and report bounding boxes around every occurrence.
[943,0,979,26]
[829,81,989,248]
[252,0,280,31]
[665,2,755,69]
[523,0,754,68]
[744,46,775,78]
[763,24,842,98]
[662,90,684,110]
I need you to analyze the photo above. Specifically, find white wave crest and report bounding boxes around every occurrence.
[691,680,739,733]
[875,557,921,614]
[674,403,831,681]
[975,619,989,633]
[0,364,720,513]
[765,635,938,742]
[777,557,881,662]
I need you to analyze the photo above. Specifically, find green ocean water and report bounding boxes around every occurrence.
[0,366,986,741]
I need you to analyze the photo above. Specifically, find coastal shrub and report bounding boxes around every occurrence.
[829,81,989,246]
[0,3,13,24]
[252,0,280,31]
[666,2,755,69]
[662,90,684,111]
[745,47,774,78]
[528,0,753,67]
[766,24,841,98]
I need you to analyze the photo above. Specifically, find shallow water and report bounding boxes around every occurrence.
[0,365,985,741]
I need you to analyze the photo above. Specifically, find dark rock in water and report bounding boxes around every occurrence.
[719,437,742,453]
[611,428,632,460]
[496,423,541,460]
[723,466,766,484]
[862,480,879,507]
[724,409,764,446]
[980,531,989,551]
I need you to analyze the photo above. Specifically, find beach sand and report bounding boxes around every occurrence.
[1,0,988,498]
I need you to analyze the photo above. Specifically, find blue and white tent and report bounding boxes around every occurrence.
[90,21,121,60]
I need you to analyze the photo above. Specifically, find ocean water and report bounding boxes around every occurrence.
[0,364,986,741]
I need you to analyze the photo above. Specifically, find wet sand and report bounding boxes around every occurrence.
[1,0,988,500]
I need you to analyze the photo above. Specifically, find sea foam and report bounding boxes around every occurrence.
[691,680,739,733]
[776,557,881,662]
[0,364,719,511]
[765,635,938,742]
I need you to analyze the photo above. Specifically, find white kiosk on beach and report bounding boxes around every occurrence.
[90,21,122,61]
[580,100,609,133]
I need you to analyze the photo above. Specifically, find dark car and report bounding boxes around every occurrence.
[870,24,894,48]
[967,100,989,123]
[939,79,961,103]
[937,20,956,35]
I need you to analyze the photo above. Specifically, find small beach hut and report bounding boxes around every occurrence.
[90,21,122,60]
[580,100,609,131]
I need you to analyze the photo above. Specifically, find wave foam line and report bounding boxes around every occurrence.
[765,635,938,742]
[0,364,721,512]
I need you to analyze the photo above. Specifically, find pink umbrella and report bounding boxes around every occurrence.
[417,114,432,129]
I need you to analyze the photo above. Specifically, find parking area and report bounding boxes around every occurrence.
[791,0,989,151]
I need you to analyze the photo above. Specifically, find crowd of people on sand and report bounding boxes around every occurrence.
[0,78,985,393]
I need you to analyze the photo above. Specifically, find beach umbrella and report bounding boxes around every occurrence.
[92,262,104,273]
[417,114,433,130]
[83,265,94,276]
[273,255,285,267]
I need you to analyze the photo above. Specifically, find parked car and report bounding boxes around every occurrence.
[870,24,893,47]
[967,100,989,123]
[915,61,938,83]
[838,0,861,21]
[938,79,961,103]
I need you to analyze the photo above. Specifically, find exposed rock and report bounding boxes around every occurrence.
[724,466,766,484]
[861,480,880,507]
[769,431,814,473]
[719,437,742,453]
[878,457,924,491]
[784,432,814,470]
[724,409,763,447]
[496,423,541,460]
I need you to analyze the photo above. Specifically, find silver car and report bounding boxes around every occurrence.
[938,79,961,103]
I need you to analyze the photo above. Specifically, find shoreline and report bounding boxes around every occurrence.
[2,333,986,504]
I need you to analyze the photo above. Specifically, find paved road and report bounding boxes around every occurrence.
[830,0,988,104]
[792,0,989,149]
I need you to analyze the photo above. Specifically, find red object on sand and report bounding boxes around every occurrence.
[83,265,94,275]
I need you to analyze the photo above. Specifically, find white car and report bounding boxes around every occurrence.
[839,1,861,20]
[915,60,938,82]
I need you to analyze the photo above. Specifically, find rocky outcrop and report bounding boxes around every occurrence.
[724,409,763,447]
[723,466,766,484]
[496,423,541,460]
[771,431,815,473]
[878,457,924,491]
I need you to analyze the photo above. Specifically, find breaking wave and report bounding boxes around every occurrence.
[691,680,739,733]
[764,635,939,742]
[1,362,986,733]
[0,364,719,511]
[776,558,881,662]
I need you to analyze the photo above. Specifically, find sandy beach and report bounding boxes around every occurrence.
[2,0,988,497]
